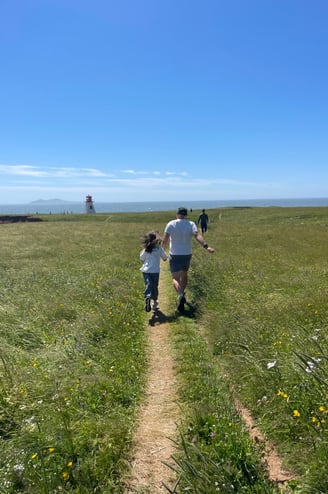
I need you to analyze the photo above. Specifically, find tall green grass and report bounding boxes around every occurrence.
[188,207,328,493]
[166,306,279,493]
[0,219,152,493]
[1,208,327,493]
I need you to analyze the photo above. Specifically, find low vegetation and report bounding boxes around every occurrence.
[188,206,328,493]
[0,218,148,492]
[167,311,279,493]
[0,207,327,493]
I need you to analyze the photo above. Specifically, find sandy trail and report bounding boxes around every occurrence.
[125,267,293,492]
[125,270,180,493]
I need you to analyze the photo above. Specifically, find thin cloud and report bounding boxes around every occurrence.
[121,169,189,177]
[165,171,188,177]
[103,176,269,189]
[0,165,48,177]
[0,163,278,205]
[121,169,137,174]
[121,169,148,175]
[0,164,108,178]
[0,164,273,190]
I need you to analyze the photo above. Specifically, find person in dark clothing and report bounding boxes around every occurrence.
[197,209,209,234]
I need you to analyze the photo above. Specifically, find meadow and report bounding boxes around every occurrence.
[0,217,149,493]
[0,207,327,493]
[188,206,328,493]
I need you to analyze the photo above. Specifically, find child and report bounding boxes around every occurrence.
[140,231,168,312]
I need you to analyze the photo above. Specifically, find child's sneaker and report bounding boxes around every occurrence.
[145,297,151,312]
[152,300,159,310]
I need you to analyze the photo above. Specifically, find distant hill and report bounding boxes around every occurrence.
[29,198,78,205]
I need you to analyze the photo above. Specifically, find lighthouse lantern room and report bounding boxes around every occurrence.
[85,195,96,214]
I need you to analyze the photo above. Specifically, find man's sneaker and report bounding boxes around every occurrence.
[145,297,151,312]
[177,294,186,312]
[152,300,159,310]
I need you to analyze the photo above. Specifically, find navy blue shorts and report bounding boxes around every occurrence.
[169,254,192,273]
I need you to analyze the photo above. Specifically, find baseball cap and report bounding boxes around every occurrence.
[177,207,188,216]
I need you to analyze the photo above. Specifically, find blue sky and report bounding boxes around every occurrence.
[1,0,328,204]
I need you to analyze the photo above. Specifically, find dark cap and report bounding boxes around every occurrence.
[177,207,188,216]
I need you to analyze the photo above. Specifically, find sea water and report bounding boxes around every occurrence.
[0,198,328,215]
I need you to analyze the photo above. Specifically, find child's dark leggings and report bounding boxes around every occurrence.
[143,272,160,300]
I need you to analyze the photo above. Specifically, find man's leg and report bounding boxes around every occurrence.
[172,271,184,295]
[172,270,188,312]
[169,256,192,312]
[179,270,188,293]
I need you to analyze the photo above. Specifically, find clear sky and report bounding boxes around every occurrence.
[1,0,328,204]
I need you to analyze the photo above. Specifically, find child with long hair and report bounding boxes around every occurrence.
[140,231,168,312]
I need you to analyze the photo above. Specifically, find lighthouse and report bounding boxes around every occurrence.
[85,195,96,214]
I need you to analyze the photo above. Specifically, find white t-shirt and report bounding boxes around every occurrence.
[164,219,198,255]
[140,246,168,273]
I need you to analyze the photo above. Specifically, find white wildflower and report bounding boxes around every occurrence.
[305,359,320,373]
[13,464,24,474]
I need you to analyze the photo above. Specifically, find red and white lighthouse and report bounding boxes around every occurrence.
[85,195,96,214]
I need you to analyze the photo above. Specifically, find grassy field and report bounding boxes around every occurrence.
[0,207,327,493]
[188,206,328,493]
[0,217,150,493]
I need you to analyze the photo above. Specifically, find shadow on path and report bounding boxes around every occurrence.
[148,302,197,326]
[179,301,197,319]
[148,309,178,326]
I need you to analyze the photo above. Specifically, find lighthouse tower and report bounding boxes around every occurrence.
[85,195,96,214]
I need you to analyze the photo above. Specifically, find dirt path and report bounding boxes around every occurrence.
[125,267,294,492]
[125,269,180,493]
[234,399,295,489]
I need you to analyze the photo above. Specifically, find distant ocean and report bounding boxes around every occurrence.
[1,198,328,215]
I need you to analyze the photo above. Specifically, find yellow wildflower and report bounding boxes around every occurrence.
[293,409,301,417]
[277,390,288,399]
[63,471,69,481]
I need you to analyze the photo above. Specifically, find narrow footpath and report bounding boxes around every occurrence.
[125,266,294,493]
[125,268,180,493]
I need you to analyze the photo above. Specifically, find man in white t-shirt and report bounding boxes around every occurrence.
[162,207,214,312]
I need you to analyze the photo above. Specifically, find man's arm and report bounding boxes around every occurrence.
[160,246,169,261]
[194,232,215,253]
[161,232,170,250]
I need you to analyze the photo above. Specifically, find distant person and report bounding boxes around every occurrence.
[197,209,209,234]
[162,207,214,312]
[140,231,168,312]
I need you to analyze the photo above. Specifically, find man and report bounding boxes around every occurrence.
[197,209,209,234]
[162,206,214,312]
